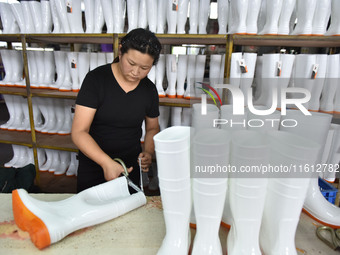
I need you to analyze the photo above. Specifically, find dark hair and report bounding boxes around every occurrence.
[119,28,162,65]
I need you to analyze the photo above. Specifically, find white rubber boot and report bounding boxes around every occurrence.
[66,152,79,176]
[181,107,191,127]
[13,146,30,168]
[138,0,148,29]
[218,0,229,34]
[28,0,43,33]
[292,0,317,35]
[194,55,206,97]
[177,0,189,34]
[147,65,156,84]
[10,2,26,33]
[37,148,47,169]
[10,49,24,87]
[41,0,52,33]
[21,0,36,33]
[54,0,71,33]
[12,177,146,249]
[312,0,331,35]
[191,129,230,255]
[0,2,20,34]
[54,151,71,175]
[157,0,167,33]
[127,0,139,32]
[17,96,30,132]
[66,0,84,33]
[27,51,39,88]
[8,95,24,131]
[260,131,320,255]
[112,0,126,33]
[0,94,15,130]
[59,52,73,92]
[4,144,21,168]
[324,124,340,182]
[93,0,105,33]
[277,0,296,35]
[50,51,65,90]
[153,126,192,255]
[239,53,257,106]
[227,130,270,255]
[83,0,94,33]
[198,0,210,34]
[191,103,219,132]
[166,0,177,34]
[48,98,65,134]
[170,107,182,126]
[50,0,63,33]
[176,54,188,98]
[259,0,283,35]
[326,0,340,36]
[228,0,248,34]
[146,0,157,33]
[246,0,261,34]
[184,55,197,99]
[165,54,177,98]
[159,106,170,131]
[78,52,90,88]
[97,52,106,67]
[228,52,242,104]
[320,54,340,113]
[39,149,54,171]
[35,51,45,87]
[89,52,98,71]
[189,0,199,34]
[308,54,328,112]
[58,99,74,135]
[32,97,44,132]
[67,52,80,92]
[48,149,61,173]
[40,51,56,89]
[40,98,57,134]
[0,50,12,86]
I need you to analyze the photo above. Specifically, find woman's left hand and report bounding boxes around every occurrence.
[138,152,152,172]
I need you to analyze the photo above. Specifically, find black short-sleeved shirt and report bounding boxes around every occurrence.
[75,64,159,192]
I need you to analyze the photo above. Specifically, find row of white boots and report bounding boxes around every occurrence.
[0,49,114,91]
[153,107,339,254]
[4,144,78,177]
[1,94,74,135]
[2,0,340,35]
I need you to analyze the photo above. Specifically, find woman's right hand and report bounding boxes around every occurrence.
[102,159,133,181]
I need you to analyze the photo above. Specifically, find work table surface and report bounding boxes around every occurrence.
[0,193,338,255]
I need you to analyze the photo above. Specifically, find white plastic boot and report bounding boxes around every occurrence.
[320,54,340,113]
[50,0,63,33]
[48,98,65,134]
[40,0,52,33]
[59,52,73,92]
[67,52,80,92]
[147,65,156,83]
[312,0,331,35]
[35,51,45,87]
[153,126,192,255]
[12,176,146,249]
[181,107,191,127]
[0,2,20,34]
[217,0,229,34]
[50,51,65,89]
[58,99,74,135]
[127,0,139,32]
[66,0,84,33]
[13,146,30,168]
[10,49,24,87]
[170,107,182,126]
[54,151,71,175]
[37,148,47,169]
[21,0,36,33]
[97,52,106,67]
[277,0,296,35]
[191,129,230,255]
[0,50,13,86]
[78,52,90,88]
[40,98,57,134]
[54,0,71,33]
[138,0,148,29]
[191,103,219,132]
[260,131,321,255]
[326,0,340,36]
[166,0,177,34]
[32,97,44,132]
[184,55,197,99]
[48,149,61,173]
[157,0,167,33]
[334,85,340,114]
[89,52,98,71]
[308,54,328,112]
[246,0,261,34]
[112,0,126,33]
[228,52,242,104]
[66,152,79,176]
[324,124,340,182]
[165,54,177,98]
[27,51,39,88]
[93,0,105,33]
[0,94,15,130]
[177,0,189,34]
[198,0,210,34]
[146,0,157,33]
[39,149,54,171]
[28,0,43,33]
[194,55,206,97]
[83,0,94,33]
[259,0,283,35]
[7,95,24,131]
[239,53,257,106]
[40,51,56,89]
[228,0,248,34]
[159,106,170,131]
[209,54,222,101]
[189,0,199,34]
[219,104,247,131]
[292,0,317,35]
[17,96,30,132]
[106,52,114,64]
[10,2,27,33]
[176,54,188,98]
[227,130,270,255]
[4,144,21,168]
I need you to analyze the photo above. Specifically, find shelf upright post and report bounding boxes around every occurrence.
[223,34,234,104]
[113,33,119,59]
[21,34,40,186]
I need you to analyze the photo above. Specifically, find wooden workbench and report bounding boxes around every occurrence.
[0,193,338,255]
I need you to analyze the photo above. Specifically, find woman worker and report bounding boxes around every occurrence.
[72,28,162,192]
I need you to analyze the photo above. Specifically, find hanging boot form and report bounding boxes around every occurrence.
[177,0,189,34]
[312,0,331,35]
[228,0,248,34]
[165,54,177,98]
[227,130,270,255]
[198,0,210,34]
[191,129,230,255]
[189,0,199,34]
[258,0,283,35]
[291,0,317,35]
[326,0,340,36]
[277,0,296,35]
[12,176,146,249]
[153,126,192,255]
[217,0,228,34]
[246,0,261,34]
[184,54,197,99]
[176,54,188,98]
[320,54,340,113]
